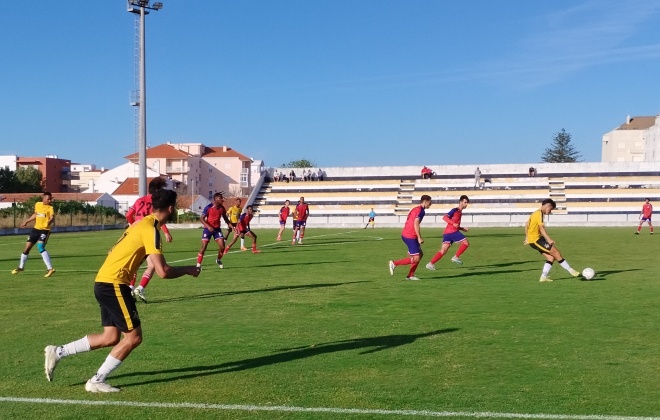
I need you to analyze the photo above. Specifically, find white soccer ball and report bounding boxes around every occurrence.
[582,268,595,280]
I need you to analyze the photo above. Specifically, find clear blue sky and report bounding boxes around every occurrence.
[1,1,659,170]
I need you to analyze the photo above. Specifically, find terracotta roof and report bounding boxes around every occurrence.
[124,144,191,160]
[202,146,252,161]
[113,178,140,195]
[0,192,108,203]
[617,116,656,130]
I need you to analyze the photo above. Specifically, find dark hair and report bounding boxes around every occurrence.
[460,195,469,203]
[152,189,177,210]
[43,192,52,198]
[246,205,253,210]
[542,198,557,209]
[420,194,432,202]
[213,192,224,199]
[148,177,167,194]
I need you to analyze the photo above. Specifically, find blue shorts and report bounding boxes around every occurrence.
[402,235,422,256]
[202,228,225,242]
[294,220,307,228]
[279,220,287,226]
[443,231,467,244]
[641,217,652,222]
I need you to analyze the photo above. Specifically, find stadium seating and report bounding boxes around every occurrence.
[250,165,660,227]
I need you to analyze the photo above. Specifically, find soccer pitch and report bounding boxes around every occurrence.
[1,227,659,419]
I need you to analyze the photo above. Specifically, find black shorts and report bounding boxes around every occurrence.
[94,282,141,332]
[529,237,553,254]
[27,229,50,244]
[368,217,375,222]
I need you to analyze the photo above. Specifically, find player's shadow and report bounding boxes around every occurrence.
[151,281,370,304]
[229,260,351,269]
[467,260,536,269]
[425,267,538,280]
[585,268,641,281]
[110,328,459,388]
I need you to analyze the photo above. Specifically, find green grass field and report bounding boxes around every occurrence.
[0,226,659,419]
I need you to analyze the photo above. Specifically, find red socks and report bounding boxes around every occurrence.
[393,257,413,266]
[455,242,469,258]
[139,272,152,288]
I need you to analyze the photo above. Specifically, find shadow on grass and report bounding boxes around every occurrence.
[150,280,370,304]
[112,328,459,387]
[585,268,641,281]
[224,260,351,269]
[424,267,538,280]
[466,260,537,269]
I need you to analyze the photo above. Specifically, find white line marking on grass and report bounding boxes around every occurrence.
[0,397,658,419]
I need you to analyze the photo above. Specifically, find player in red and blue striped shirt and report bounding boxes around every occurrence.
[224,205,261,254]
[426,195,470,271]
[388,195,432,280]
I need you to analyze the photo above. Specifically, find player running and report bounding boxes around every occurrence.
[292,197,310,244]
[636,198,653,235]
[226,198,246,250]
[196,192,234,269]
[125,177,172,303]
[43,189,200,393]
[426,195,470,271]
[11,191,56,278]
[524,198,581,282]
[388,195,432,280]
[277,199,291,241]
[224,205,261,254]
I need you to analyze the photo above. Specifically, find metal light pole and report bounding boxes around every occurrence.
[127,1,163,197]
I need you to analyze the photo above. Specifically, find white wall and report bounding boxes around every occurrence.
[0,155,17,170]
[96,162,161,195]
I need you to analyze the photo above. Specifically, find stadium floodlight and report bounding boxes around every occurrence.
[127,0,163,196]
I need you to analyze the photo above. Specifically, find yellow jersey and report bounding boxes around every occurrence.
[34,202,54,231]
[96,214,163,285]
[227,205,242,224]
[526,209,544,244]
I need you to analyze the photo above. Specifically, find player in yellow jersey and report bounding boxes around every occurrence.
[226,198,246,250]
[524,199,581,282]
[11,192,56,277]
[43,189,200,393]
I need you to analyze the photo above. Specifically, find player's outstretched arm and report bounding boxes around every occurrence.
[150,253,201,279]
[20,213,37,228]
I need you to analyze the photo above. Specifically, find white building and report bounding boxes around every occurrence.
[602,115,660,162]
[0,155,17,170]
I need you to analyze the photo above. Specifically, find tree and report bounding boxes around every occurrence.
[0,167,19,193]
[15,167,44,192]
[541,129,582,163]
[281,158,316,168]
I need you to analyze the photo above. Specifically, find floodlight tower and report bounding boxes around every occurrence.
[127,0,163,197]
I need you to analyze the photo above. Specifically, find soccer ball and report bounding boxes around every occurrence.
[582,268,595,280]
